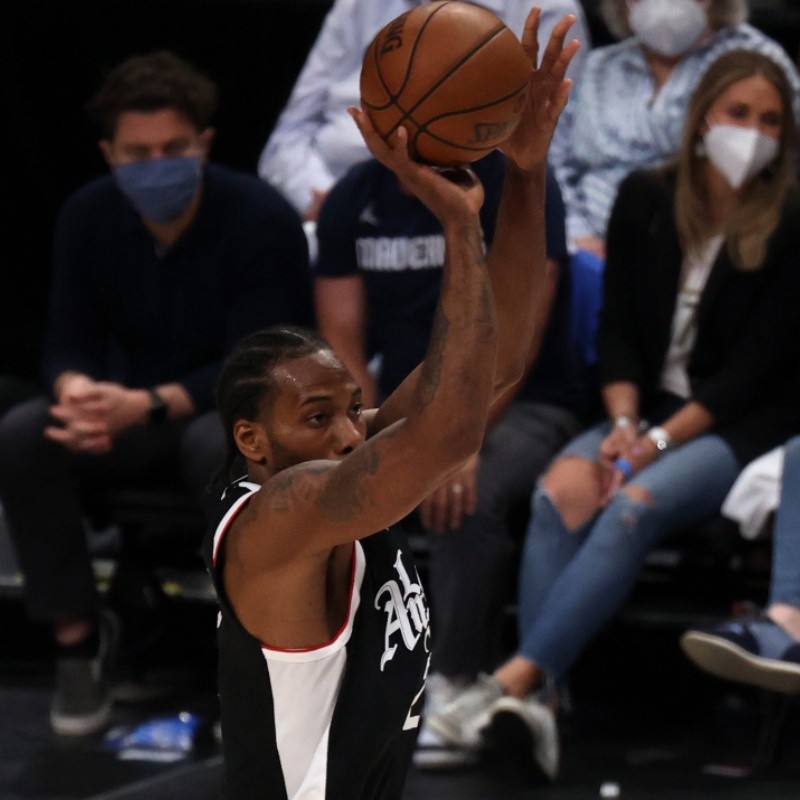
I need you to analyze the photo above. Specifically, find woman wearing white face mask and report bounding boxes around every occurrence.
[427,49,800,781]
[550,0,799,318]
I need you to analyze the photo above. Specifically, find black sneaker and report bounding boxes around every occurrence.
[50,610,120,735]
[681,612,800,694]
[487,693,559,781]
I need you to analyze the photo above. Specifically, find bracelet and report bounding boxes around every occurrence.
[646,426,675,456]
[614,457,633,480]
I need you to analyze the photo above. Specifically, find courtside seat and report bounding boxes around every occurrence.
[84,485,213,607]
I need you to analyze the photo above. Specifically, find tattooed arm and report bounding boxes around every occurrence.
[229,123,497,569]
[370,11,579,437]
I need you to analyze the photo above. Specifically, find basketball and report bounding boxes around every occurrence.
[360,1,531,166]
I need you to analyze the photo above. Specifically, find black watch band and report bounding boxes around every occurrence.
[147,388,168,425]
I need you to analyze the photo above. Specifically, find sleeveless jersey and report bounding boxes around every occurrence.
[203,479,431,800]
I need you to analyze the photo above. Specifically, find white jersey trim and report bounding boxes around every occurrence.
[211,480,261,567]
[261,541,365,662]
[264,541,366,799]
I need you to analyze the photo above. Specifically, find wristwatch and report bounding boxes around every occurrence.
[147,388,168,425]
[646,426,674,456]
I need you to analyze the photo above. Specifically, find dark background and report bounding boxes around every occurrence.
[2,0,798,380]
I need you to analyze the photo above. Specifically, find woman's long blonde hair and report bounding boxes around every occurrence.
[674,49,796,271]
[600,0,748,41]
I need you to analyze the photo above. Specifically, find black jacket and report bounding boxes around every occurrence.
[597,167,800,464]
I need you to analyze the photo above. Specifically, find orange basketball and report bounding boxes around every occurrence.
[360,1,531,166]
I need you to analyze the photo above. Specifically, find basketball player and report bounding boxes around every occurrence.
[204,11,579,799]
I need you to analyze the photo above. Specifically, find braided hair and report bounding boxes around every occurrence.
[213,326,330,486]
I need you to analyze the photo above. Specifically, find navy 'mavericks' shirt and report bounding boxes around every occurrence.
[316,152,585,414]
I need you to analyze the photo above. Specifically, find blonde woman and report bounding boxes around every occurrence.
[428,49,800,782]
[552,0,800,258]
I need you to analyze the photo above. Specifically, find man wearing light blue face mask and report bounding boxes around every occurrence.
[0,50,314,738]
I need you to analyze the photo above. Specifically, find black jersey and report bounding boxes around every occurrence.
[204,479,431,800]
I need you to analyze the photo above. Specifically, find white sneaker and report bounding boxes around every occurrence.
[424,672,464,716]
[426,674,504,750]
[413,673,481,770]
[487,694,559,781]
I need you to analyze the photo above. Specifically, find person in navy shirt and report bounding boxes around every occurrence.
[0,50,312,737]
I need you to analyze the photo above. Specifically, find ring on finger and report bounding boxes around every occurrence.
[451,483,464,495]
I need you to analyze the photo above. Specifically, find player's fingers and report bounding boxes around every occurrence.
[536,38,579,105]
[432,166,480,189]
[537,14,575,75]
[348,107,392,156]
[544,78,573,124]
[520,6,541,66]
[549,39,580,89]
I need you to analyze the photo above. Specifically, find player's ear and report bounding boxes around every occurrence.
[234,419,271,466]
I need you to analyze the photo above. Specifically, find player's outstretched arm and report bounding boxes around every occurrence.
[237,120,498,561]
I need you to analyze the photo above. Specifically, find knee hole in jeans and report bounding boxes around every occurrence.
[540,456,602,532]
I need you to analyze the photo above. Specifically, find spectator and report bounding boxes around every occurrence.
[553,0,800,369]
[257,0,591,227]
[427,48,800,781]
[314,150,588,769]
[681,432,800,693]
[0,50,312,737]
[553,0,800,258]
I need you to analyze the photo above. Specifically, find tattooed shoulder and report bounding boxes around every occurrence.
[264,462,329,515]
[316,442,382,524]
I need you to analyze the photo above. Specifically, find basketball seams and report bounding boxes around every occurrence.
[410,81,527,159]
[394,2,454,107]
[363,3,452,114]
[360,1,530,165]
[384,21,509,141]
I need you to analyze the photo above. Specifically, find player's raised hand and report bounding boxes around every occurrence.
[499,9,580,171]
[349,106,484,225]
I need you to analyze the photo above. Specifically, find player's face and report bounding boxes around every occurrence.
[100,107,213,165]
[263,350,367,473]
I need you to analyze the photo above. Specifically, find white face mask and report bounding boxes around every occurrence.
[628,0,708,58]
[702,124,780,189]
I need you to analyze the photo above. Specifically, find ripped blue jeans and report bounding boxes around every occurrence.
[516,421,740,680]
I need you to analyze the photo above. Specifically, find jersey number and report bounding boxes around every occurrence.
[402,653,431,731]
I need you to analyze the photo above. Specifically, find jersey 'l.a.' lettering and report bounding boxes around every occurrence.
[375,549,430,671]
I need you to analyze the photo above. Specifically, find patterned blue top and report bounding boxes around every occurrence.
[551,24,800,246]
